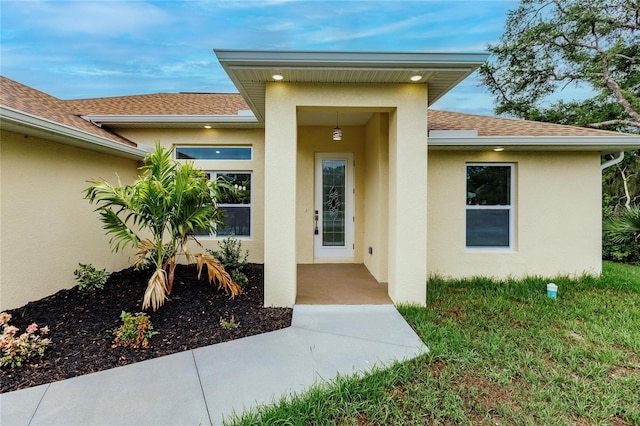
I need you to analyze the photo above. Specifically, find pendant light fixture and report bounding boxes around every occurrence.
[332,112,342,141]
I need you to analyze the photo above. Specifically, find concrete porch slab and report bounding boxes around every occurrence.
[296,264,391,304]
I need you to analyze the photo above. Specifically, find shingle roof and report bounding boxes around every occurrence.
[67,93,250,115]
[69,91,630,138]
[2,76,633,140]
[428,109,630,137]
[0,76,137,147]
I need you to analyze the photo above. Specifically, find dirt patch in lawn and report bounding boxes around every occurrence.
[1,264,291,393]
[453,373,523,425]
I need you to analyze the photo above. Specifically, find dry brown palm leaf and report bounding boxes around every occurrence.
[133,239,158,269]
[142,269,168,311]
[194,253,243,297]
[182,240,195,265]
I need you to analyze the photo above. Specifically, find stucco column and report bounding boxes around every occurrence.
[263,83,297,307]
[387,91,428,306]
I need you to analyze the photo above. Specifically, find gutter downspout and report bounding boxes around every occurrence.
[601,151,625,171]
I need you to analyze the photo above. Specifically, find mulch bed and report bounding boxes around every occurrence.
[1,264,292,393]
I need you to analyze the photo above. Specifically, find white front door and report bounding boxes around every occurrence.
[314,153,354,259]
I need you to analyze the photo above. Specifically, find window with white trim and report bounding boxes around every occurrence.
[197,171,252,238]
[466,164,514,248]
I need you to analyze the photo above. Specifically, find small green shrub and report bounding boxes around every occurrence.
[219,315,239,330]
[210,235,249,272]
[112,311,157,348]
[0,312,51,368]
[208,235,249,287]
[74,263,109,291]
[232,271,249,288]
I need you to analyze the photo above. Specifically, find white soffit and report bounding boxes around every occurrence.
[214,49,489,121]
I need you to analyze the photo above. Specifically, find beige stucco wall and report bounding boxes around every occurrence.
[427,150,602,279]
[116,128,266,263]
[387,96,429,305]
[295,125,366,264]
[0,130,140,310]
[363,113,389,283]
[264,83,298,306]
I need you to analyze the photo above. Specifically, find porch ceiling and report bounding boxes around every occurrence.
[215,49,489,122]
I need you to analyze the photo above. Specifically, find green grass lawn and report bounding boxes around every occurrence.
[230,262,640,425]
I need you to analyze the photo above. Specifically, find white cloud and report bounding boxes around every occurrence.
[12,1,172,37]
[62,67,126,77]
[305,13,435,44]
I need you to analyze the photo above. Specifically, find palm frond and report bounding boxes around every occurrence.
[85,179,140,252]
[604,205,640,244]
[133,239,159,269]
[142,269,168,311]
[194,253,243,298]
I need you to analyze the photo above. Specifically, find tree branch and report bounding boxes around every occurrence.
[618,165,632,210]
[590,15,640,125]
[483,66,515,107]
[586,119,640,128]
[601,53,640,124]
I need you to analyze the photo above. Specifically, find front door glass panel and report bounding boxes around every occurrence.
[314,153,353,259]
[322,160,346,247]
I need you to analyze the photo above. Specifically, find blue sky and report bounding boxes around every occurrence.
[1,0,520,115]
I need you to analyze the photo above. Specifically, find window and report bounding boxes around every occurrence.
[175,146,252,160]
[197,172,252,237]
[466,164,514,248]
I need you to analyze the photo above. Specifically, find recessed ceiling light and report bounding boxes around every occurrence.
[272,74,284,81]
[493,147,505,152]
[410,75,423,82]
[204,125,212,129]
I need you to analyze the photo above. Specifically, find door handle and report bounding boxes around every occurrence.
[314,210,319,235]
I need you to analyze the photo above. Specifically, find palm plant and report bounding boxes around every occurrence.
[603,204,640,261]
[85,143,242,311]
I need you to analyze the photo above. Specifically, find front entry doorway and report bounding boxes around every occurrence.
[314,152,354,259]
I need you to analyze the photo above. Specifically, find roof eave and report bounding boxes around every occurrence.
[83,114,262,129]
[428,136,640,153]
[0,106,149,160]
[214,49,489,121]
[82,114,259,123]
[214,49,490,66]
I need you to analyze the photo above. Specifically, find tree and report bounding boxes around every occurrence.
[85,143,242,311]
[481,0,640,263]
[479,0,640,131]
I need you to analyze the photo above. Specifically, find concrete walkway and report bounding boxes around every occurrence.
[1,305,428,426]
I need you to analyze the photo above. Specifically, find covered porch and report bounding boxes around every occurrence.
[214,49,487,307]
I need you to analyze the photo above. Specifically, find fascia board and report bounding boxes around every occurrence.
[0,106,149,159]
[428,136,640,152]
[214,49,490,67]
[82,114,260,124]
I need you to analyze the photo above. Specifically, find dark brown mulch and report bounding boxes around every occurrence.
[1,264,292,393]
